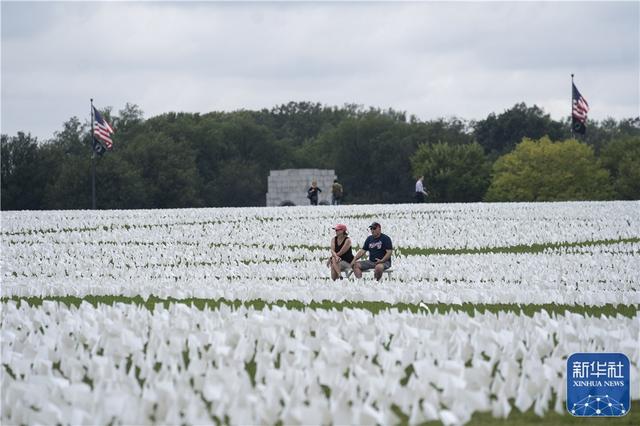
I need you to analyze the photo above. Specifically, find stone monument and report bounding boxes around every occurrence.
[266,169,337,206]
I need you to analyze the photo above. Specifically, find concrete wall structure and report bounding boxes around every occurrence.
[266,169,336,206]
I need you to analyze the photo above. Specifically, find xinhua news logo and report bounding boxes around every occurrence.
[567,353,630,417]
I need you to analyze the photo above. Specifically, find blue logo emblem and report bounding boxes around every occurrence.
[567,353,630,417]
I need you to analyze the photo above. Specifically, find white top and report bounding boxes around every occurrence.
[415,179,424,193]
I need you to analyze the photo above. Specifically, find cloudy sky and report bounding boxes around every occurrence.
[2,1,639,141]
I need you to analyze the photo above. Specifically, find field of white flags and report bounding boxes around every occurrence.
[2,201,639,424]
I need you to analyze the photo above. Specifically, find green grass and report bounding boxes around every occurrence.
[387,399,640,425]
[2,295,638,318]
[396,237,640,256]
[431,400,640,425]
[256,237,640,256]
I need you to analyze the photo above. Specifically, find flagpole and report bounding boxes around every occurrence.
[570,74,575,139]
[91,98,96,209]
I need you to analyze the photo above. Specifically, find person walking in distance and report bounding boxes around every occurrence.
[415,176,428,203]
[331,179,343,205]
[307,180,322,205]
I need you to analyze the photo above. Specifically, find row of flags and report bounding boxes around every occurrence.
[89,79,590,157]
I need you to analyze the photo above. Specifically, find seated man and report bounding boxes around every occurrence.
[350,222,393,281]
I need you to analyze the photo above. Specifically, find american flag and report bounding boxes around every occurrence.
[93,106,114,150]
[572,83,589,135]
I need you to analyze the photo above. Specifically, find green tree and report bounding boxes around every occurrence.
[1,132,48,210]
[93,154,150,209]
[52,116,87,156]
[127,132,202,208]
[42,155,93,209]
[39,117,95,209]
[108,103,145,152]
[600,135,640,200]
[203,113,280,206]
[113,102,144,132]
[411,142,491,202]
[473,103,568,156]
[206,159,265,207]
[308,112,416,204]
[6,101,635,210]
[268,101,342,144]
[485,137,614,201]
[412,117,474,147]
[578,117,640,154]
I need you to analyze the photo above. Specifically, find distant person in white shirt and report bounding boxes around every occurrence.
[415,176,428,203]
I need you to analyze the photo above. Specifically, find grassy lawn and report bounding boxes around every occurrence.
[396,237,640,257]
[3,295,638,318]
[451,400,639,425]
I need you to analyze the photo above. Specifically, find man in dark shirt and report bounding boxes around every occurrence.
[350,221,393,281]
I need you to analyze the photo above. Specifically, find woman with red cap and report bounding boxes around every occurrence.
[328,223,354,280]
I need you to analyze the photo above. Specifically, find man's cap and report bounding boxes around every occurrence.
[332,224,347,232]
[368,222,381,229]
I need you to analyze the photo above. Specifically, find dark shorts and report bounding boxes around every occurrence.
[358,260,391,271]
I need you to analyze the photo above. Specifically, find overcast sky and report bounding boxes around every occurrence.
[2,1,639,141]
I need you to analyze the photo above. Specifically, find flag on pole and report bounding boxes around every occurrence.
[92,106,114,153]
[572,83,589,135]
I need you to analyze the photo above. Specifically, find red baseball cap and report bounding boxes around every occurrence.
[332,224,347,232]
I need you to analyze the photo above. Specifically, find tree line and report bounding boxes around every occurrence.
[2,101,639,210]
